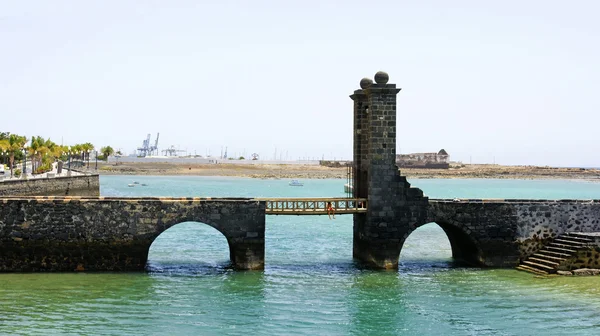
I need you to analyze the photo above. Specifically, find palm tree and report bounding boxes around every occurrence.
[7,134,27,177]
[71,144,83,166]
[27,136,56,174]
[42,138,57,160]
[36,138,54,173]
[0,139,8,166]
[28,136,40,174]
[101,146,114,161]
[81,142,94,167]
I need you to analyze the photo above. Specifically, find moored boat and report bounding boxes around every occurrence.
[289,180,304,187]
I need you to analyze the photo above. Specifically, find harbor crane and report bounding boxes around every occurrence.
[162,145,186,156]
[137,133,160,157]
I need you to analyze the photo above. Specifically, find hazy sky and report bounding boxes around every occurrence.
[1,1,599,166]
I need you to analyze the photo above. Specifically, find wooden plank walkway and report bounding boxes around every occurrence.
[258,198,368,215]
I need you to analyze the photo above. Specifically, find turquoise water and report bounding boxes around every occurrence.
[1,176,599,335]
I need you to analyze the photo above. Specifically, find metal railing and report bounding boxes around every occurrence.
[260,198,368,215]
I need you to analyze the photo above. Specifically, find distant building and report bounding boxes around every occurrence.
[396,149,450,169]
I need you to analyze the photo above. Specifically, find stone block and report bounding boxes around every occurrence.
[573,268,600,276]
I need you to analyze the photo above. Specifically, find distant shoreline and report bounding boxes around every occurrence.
[95,162,600,181]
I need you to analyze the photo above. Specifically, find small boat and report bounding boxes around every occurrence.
[141,183,148,186]
[289,180,304,187]
[133,181,140,185]
[128,184,135,187]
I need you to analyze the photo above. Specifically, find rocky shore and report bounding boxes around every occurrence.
[96,162,600,181]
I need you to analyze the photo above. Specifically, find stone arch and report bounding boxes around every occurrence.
[400,220,483,267]
[147,219,232,270]
[115,199,265,271]
[149,215,234,266]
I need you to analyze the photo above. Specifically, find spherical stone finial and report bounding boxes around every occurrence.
[374,71,389,84]
[359,77,373,89]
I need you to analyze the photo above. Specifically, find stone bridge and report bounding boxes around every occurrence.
[0,197,266,271]
[1,71,599,272]
[1,196,598,272]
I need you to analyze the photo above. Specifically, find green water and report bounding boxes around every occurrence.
[1,177,599,335]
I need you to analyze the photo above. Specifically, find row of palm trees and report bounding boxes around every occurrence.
[0,132,116,178]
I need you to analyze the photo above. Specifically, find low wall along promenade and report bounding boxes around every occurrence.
[0,174,100,197]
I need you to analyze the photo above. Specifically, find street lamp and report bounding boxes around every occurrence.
[95,150,98,170]
[33,150,37,176]
[1,151,5,175]
[22,148,27,179]
[87,150,90,169]
[67,147,71,176]
[8,150,13,178]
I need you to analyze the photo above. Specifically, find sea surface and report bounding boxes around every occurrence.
[1,177,599,335]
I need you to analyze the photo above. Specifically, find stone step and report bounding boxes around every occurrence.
[533,253,566,262]
[553,238,587,246]
[528,257,559,266]
[548,242,583,250]
[545,246,576,254]
[516,264,548,275]
[522,260,555,271]
[539,249,571,258]
[517,232,592,275]
[565,233,595,243]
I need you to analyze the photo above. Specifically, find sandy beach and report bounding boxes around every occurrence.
[96,162,600,181]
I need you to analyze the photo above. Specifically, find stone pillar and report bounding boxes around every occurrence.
[350,79,370,200]
[229,239,265,270]
[351,81,370,263]
[352,71,429,269]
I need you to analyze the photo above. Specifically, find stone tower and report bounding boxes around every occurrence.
[351,71,429,269]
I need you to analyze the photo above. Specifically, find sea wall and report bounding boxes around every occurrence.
[428,200,600,266]
[0,197,265,272]
[558,235,600,271]
[513,201,600,260]
[0,175,99,196]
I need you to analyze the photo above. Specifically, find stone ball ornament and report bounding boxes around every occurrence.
[359,77,373,89]
[374,71,389,84]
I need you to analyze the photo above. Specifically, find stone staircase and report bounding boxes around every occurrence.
[516,232,594,275]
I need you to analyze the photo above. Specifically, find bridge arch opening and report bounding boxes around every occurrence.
[399,221,481,269]
[147,221,232,273]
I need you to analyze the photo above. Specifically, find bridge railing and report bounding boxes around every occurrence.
[259,198,368,215]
